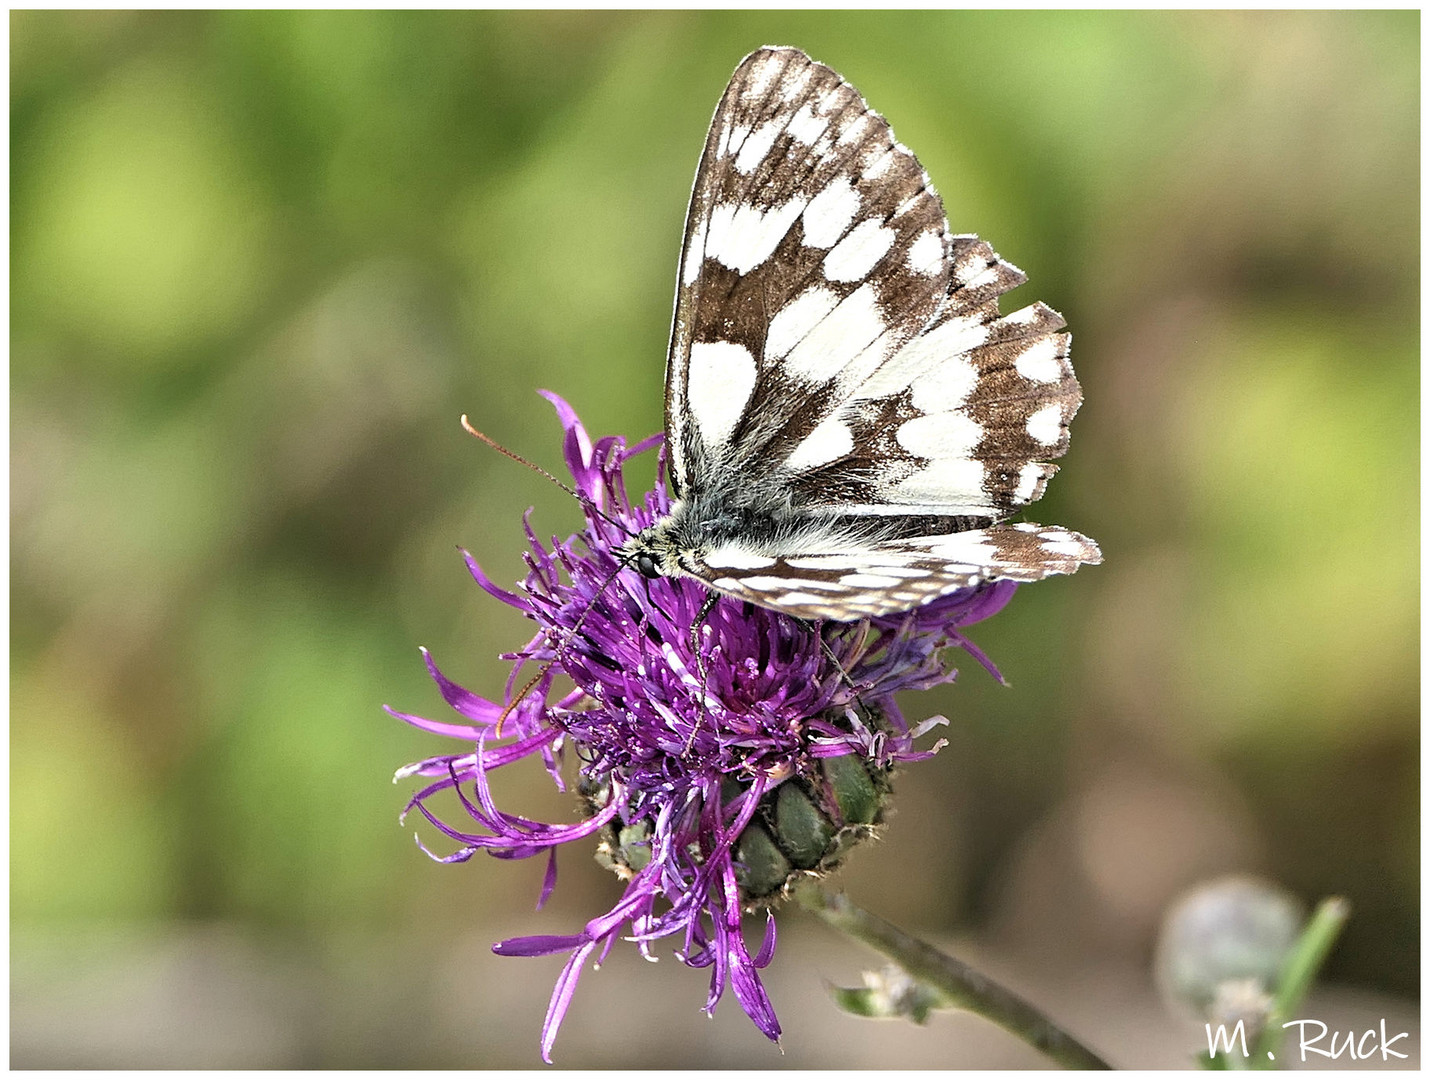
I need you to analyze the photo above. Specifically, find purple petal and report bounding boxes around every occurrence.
[537,390,595,488]
[494,933,589,957]
[470,726,562,769]
[948,629,1007,684]
[729,951,781,1041]
[536,390,589,455]
[383,705,485,741]
[955,578,1019,625]
[537,848,558,910]
[540,939,599,1064]
[413,833,476,864]
[625,432,664,459]
[421,648,502,724]
[753,911,777,967]
[461,549,530,611]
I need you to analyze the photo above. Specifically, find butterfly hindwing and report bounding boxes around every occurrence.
[787,270,1082,522]
[693,524,1101,621]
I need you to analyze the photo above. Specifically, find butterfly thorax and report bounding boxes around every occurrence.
[623,488,799,582]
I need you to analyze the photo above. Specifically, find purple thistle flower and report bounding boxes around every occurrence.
[390,394,1017,1063]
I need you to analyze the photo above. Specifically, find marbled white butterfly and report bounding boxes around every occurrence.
[620,46,1101,620]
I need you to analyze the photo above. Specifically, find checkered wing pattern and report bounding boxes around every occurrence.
[636,46,1100,620]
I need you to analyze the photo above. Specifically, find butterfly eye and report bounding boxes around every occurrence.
[635,553,661,579]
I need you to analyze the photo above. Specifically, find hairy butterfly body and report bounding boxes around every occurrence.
[621,46,1100,620]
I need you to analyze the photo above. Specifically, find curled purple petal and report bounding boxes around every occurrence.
[541,940,599,1064]
[421,648,503,724]
[460,549,531,611]
[754,911,778,967]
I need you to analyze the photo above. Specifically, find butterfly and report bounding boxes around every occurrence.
[619,46,1101,621]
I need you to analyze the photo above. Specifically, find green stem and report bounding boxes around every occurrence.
[1250,896,1352,1066]
[794,880,1112,1069]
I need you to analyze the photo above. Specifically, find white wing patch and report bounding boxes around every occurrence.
[801,176,862,248]
[889,458,990,507]
[733,119,783,174]
[786,414,854,471]
[1025,403,1064,446]
[895,412,983,460]
[855,316,986,403]
[906,229,945,275]
[823,219,896,282]
[767,286,840,361]
[780,283,888,384]
[786,101,830,146]
[682,212,710,287]
[1014,462,1046,503]
[705,197,808,274]
[1014,337,1064,383]
[741,55,781,101]
[687,341,756,444]
[702,547,777,571]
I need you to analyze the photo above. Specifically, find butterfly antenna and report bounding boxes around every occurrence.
[493,664,552,738]
[460,415,633,538]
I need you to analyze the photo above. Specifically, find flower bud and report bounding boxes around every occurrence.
[1154,875,1305,1035]
[732,752,893,904]
[830,965,942,1024]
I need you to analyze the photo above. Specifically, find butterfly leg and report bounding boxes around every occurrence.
[683,589,721,753]
[641,576,674,625]
[804,618,874,723]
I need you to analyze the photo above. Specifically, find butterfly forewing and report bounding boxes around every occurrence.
[641,46,1100,620]
[666,47,953,498]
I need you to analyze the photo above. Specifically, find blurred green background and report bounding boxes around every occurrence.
[11,9,1418,1068]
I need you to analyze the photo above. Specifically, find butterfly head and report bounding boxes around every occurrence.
[617,517,687,582]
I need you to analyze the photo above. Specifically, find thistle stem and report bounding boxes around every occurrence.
[794,881,1112,1069]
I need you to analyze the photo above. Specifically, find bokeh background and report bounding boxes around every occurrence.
[11,9,1418,1068]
